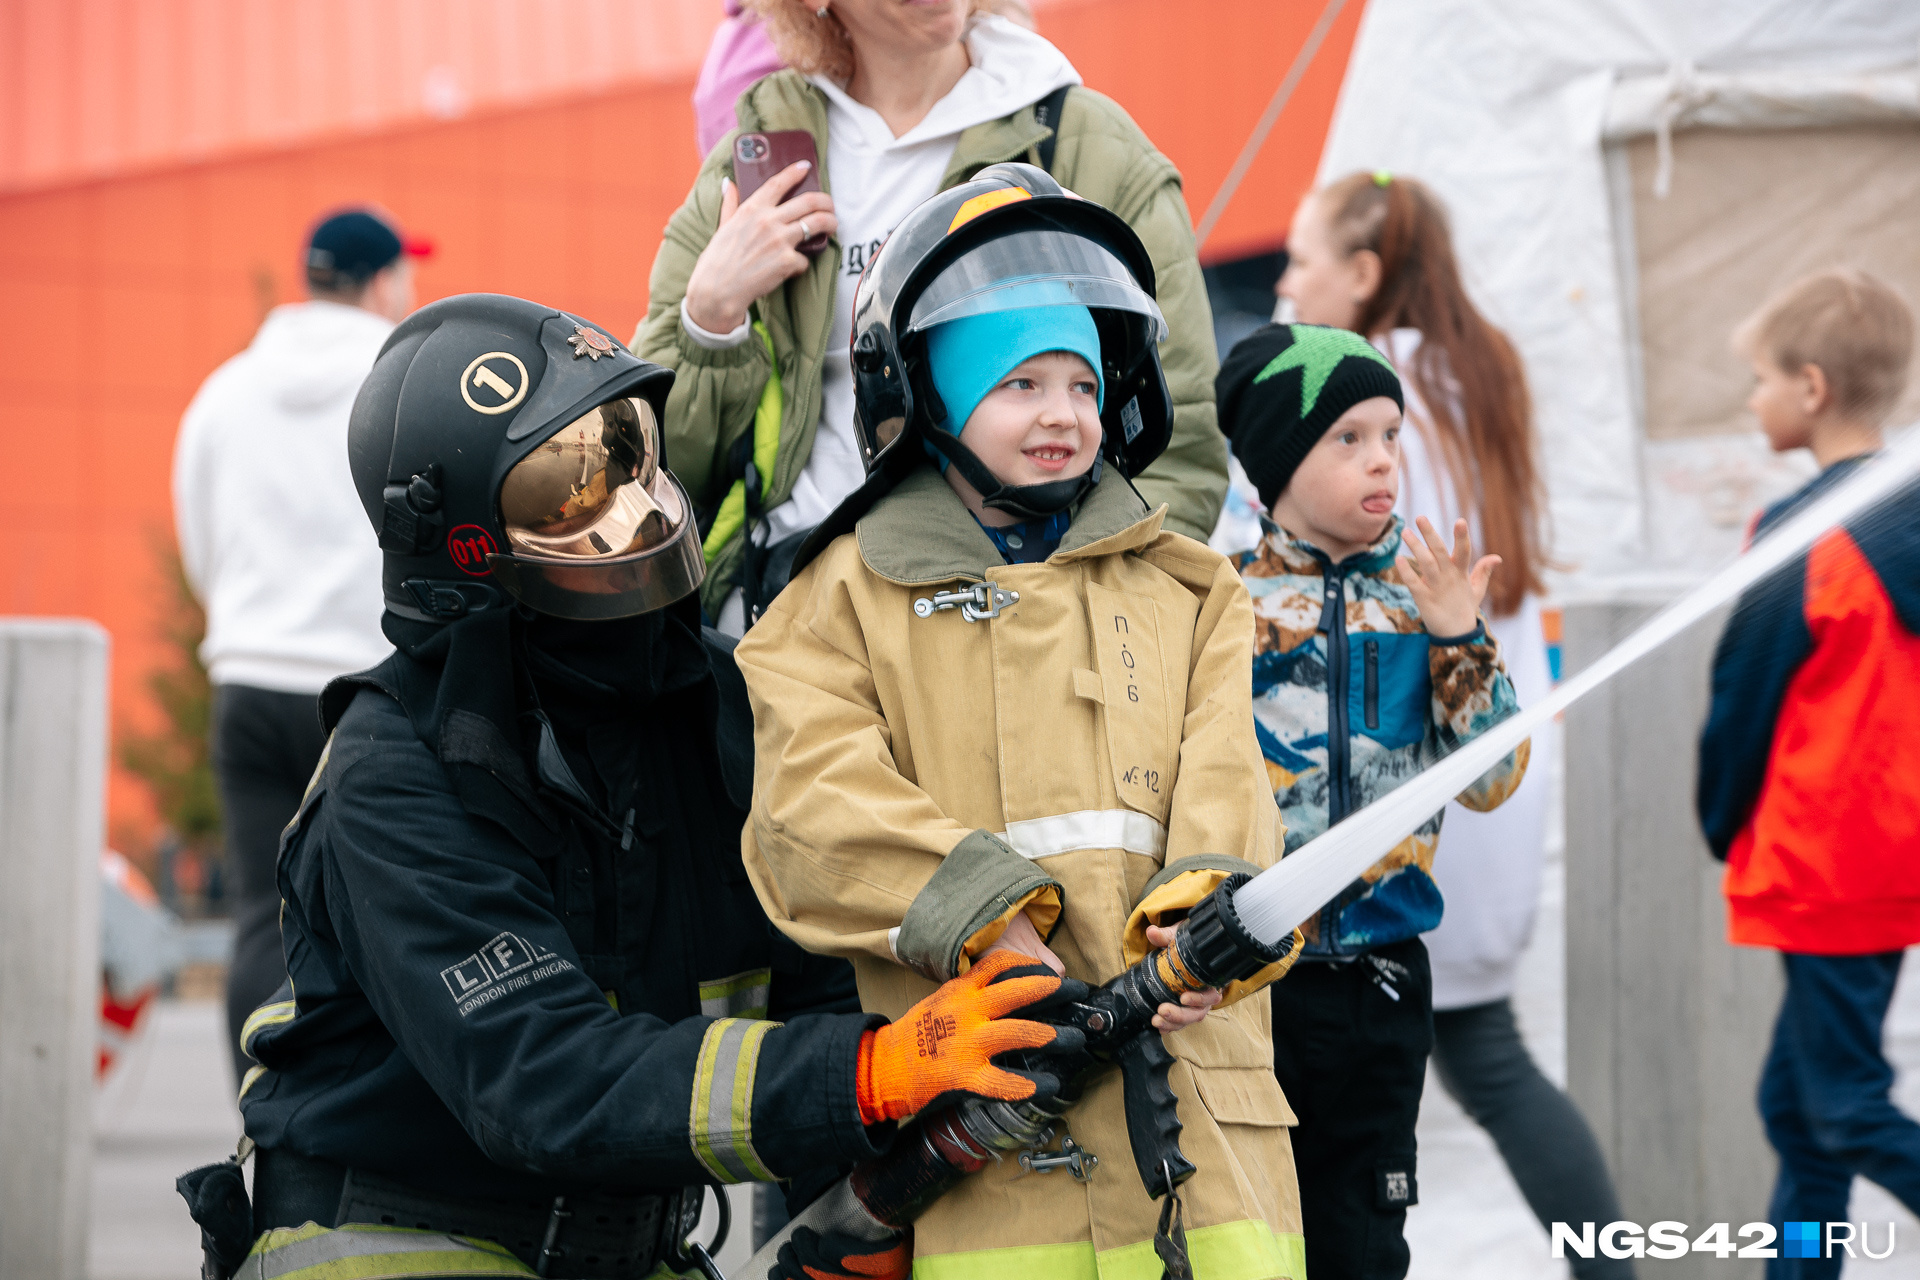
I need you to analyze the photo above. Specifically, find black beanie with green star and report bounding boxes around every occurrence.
[1216,322,1404,510]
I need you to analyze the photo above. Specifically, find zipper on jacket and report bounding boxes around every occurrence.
[1316,556,1352,953]
[1364,639,1379,731]
[1318,563,1353,823]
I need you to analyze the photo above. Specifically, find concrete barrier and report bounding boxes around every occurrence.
[0,620,110,1280]
[1562,591,1782,1277]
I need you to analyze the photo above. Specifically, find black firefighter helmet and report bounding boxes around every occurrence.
[793,162,1173,574]
[348,293,704,622]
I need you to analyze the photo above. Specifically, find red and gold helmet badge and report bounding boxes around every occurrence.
[567,324,618,361]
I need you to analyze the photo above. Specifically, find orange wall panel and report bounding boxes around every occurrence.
[0,0,722,194]
[0,79,697,852]
[1041,0,1364,262]
[0,0,1361,854]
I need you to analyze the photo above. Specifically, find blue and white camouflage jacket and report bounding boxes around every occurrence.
[1237,513,1529,956]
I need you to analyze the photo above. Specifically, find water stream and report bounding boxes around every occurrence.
[1234,429,1920,946]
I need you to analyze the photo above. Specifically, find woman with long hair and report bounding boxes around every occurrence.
[1277,170,1634,1280]
[636,0,1227,636]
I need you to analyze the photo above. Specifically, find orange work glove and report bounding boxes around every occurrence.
[772,1226,912,1280]
[855,950,1088,1125]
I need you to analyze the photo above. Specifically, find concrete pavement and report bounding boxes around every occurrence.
[88,886,1920,1277]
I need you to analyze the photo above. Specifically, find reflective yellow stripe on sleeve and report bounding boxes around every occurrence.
[236,1222,535,1279]
[698,968,771,1020]
[240,999,297,1059]
[689,1017,777,1184]
[300,734,334,804]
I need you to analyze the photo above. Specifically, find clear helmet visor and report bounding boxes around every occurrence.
[905,228,1168,340]
[490,395,704,618]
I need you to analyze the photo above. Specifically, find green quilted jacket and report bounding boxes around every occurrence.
[632,70,1229,618]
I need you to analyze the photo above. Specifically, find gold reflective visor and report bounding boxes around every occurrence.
[489,394,705,619]
[499,397,675,559]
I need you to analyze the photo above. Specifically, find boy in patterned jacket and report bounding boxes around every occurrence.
[1217,323,1529,1280]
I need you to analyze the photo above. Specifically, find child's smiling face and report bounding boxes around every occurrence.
[1269,396,1404,561]
[945,350,1103,522]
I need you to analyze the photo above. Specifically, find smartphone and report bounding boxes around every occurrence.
[734,130,830,254]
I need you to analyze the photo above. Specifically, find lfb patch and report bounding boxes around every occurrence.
[440,931,574,1018]
[1376,1163,1417,1209]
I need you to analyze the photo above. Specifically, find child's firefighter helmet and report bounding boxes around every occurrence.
[846,162,1172,498]
[347,293,704,623]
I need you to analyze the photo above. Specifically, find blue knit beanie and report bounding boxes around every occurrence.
[923,285,1104,469]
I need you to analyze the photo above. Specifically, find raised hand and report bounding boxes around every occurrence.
[1395,515,1500,638]
[683,161,838,335]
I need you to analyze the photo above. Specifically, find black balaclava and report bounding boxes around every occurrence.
[380,598,709,792]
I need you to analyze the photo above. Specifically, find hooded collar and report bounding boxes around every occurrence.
[735,59,1063,202]
[856,463,1156,586]
[1259,512,1405,576]
[248,300,395,410]
[804,16,1080,152]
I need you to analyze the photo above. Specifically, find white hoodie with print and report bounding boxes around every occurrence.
[691,15,1080,632]
[173,300,394,693]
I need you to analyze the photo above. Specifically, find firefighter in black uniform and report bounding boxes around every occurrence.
[180,295,1085,1280]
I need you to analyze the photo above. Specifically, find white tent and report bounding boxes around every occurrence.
[1316,0,1920,582]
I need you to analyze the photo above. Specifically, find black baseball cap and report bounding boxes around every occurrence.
[306,209,432,287]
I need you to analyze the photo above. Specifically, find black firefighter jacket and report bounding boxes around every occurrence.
[237,626,886,1203]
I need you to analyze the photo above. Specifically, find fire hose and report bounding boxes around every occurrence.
[718,435,1920,1280]
[718,876,1290,1280]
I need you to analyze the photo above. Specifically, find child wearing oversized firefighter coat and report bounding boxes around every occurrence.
[736,165,1308,1280]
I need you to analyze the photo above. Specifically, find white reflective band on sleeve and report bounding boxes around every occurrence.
[699,968,771,1020]
[887,927,902,961]
[1000,810,1168,860]
[689,1018,777,1184]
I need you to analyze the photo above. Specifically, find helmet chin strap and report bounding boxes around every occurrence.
[920,428,1106,521]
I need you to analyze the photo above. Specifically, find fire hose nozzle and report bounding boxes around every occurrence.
[1159,872,1295,994]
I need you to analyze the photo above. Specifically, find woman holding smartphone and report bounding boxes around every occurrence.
[635,0,1228,633]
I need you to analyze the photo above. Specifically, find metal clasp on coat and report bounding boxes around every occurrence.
[913,581,1019,623]
[1014,1132,1100,1182]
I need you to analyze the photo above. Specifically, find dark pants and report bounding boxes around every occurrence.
[1760,951,1920,1280]
[1432,998,1634,1279]
[1271,937,1433,1280]
[211,684,327,1085]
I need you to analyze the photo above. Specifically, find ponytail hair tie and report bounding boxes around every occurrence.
[1372,169,1393,187]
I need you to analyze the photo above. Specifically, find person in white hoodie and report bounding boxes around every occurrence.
[172,208,421,1086]
[637,0,1227,635]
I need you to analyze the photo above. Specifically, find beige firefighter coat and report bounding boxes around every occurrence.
[737,467,1306,1280]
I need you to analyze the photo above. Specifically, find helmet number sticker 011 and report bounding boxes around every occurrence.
[447,524,498,576]
[460,351,529,415]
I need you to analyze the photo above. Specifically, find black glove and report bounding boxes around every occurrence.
[770,1225,911,1280]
